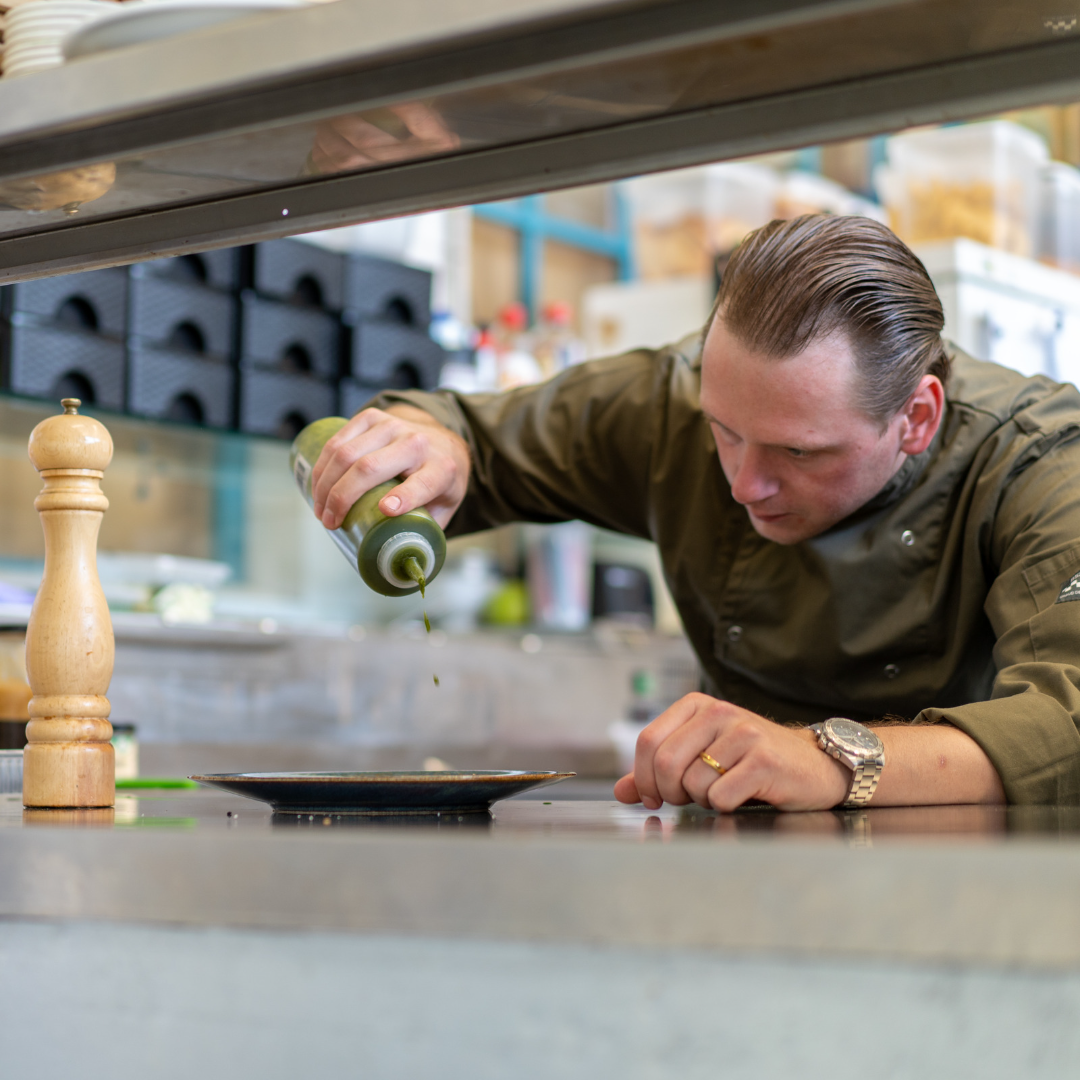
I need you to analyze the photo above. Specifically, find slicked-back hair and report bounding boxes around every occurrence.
[710,214,950,427]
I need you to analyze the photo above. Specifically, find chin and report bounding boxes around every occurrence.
[748,513,816,545]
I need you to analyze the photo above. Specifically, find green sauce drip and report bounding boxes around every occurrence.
[403,555,425,597]
[402,554,439,687]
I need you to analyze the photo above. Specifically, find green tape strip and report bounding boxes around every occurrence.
[115,778,199,790]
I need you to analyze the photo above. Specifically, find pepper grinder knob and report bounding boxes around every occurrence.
[23,399,115,808]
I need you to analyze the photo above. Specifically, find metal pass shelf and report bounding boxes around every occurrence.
[0,0,1076,280]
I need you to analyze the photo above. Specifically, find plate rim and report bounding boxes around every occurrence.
[189,769,577,785]
[63,0,307,60]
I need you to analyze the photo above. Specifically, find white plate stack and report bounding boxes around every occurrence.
[3,0,115,78]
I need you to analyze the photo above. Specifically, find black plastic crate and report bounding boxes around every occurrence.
[253,239,345,311]
[339,378,384,418]
[344,253,431,329]
[129,277,235,359]
[238,369,335,439]
[348,320,445,390]
[240,294,342,379]
[127,343,235,429]
[132,248,243,292]
[2,268,128,338]
[3,321,124,410]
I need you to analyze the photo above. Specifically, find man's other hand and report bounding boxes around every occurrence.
[311,405,470,530]
[613,693,851,812]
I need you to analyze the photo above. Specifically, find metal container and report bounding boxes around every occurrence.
[0,749,23,795]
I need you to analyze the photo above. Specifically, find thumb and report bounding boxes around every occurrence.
[613,773,642,804]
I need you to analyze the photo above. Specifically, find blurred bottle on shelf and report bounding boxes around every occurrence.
[524,520,593,632]
[493,302,543,389]
[532,301,586,377]
[473,326,500,390]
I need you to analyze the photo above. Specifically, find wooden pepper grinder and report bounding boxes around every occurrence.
[23,398,115,808]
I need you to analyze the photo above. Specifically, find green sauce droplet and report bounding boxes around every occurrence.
[402,554,438,687]
[403,555,426,598]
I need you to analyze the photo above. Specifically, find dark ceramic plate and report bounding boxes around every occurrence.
[189,770,576,815]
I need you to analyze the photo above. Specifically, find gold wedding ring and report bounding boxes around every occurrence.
[700,751,727,777]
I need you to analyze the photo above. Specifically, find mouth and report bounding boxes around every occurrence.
[748,508,790,523]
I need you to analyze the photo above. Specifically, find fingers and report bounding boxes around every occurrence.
[310,408,468,530]
[613,774,640,804]
[311,409,394,523]
[633,693,725,810]
[681,722,766,810]
[378,460,448,517]
[390,102,461,151]
[703,760,769,814]
[319,437,425,529]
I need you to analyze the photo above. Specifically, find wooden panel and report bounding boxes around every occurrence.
[471,218,519,327]
[540,241,617,333]
[0,398,213,562]
[543,185,612,229]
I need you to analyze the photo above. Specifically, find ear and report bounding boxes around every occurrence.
[897,375,945,456]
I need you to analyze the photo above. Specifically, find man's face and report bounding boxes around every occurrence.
[700,318,909,544]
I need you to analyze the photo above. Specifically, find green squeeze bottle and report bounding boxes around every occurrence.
[289,417,446,598]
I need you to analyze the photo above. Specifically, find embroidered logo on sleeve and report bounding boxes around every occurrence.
[1056,571,1080,603]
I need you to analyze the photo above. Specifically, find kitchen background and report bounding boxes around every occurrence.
[2,104,1079,773]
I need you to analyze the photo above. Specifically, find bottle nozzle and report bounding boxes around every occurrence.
[376,531,436,591]
[402,555,426,597]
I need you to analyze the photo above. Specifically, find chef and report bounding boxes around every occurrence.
[310,214,1080,810]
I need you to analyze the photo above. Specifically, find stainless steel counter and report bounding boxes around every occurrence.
[0,0,1075,279]
[4,784,1080,965]
[3,786,1079,1077]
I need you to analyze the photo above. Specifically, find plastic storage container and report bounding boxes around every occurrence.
[3,321,125,409]
[349,320,445,389]
[344,253,432,329]
[876,121,1049,257]
[1038,162,1080,274]
[238,368,335,439]
[622,167,718,280]
[2,266,127,337]
[129,277,235,359]
[127,343,235,428]
[240,294,342,379]
[132,249,244,292]
[255,238,346,311]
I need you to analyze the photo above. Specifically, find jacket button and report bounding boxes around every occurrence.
[726,625,743,643]
[884,663,900,679]
[900,530,915,546]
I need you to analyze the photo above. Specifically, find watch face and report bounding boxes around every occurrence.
[826,718,882,756]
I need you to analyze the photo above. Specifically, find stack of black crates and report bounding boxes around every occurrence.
[0,267,128,411]
[128,249,240,429]
[0,239,447,439]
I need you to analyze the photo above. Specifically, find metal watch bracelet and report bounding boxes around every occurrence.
[844,758,883,807]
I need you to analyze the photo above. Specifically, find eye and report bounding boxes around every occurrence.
[786,447,810,459]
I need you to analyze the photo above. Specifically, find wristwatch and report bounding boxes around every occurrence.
[809,717,885,807]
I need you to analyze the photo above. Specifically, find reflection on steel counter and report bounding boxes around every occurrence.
[0,162,115,214]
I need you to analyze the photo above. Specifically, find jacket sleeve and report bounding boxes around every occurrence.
[920,428,1080,804]
[364,347,682,540]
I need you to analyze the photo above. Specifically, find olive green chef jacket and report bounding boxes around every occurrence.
[372,336,1080,804]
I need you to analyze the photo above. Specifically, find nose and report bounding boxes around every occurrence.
[728,445,781,506]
